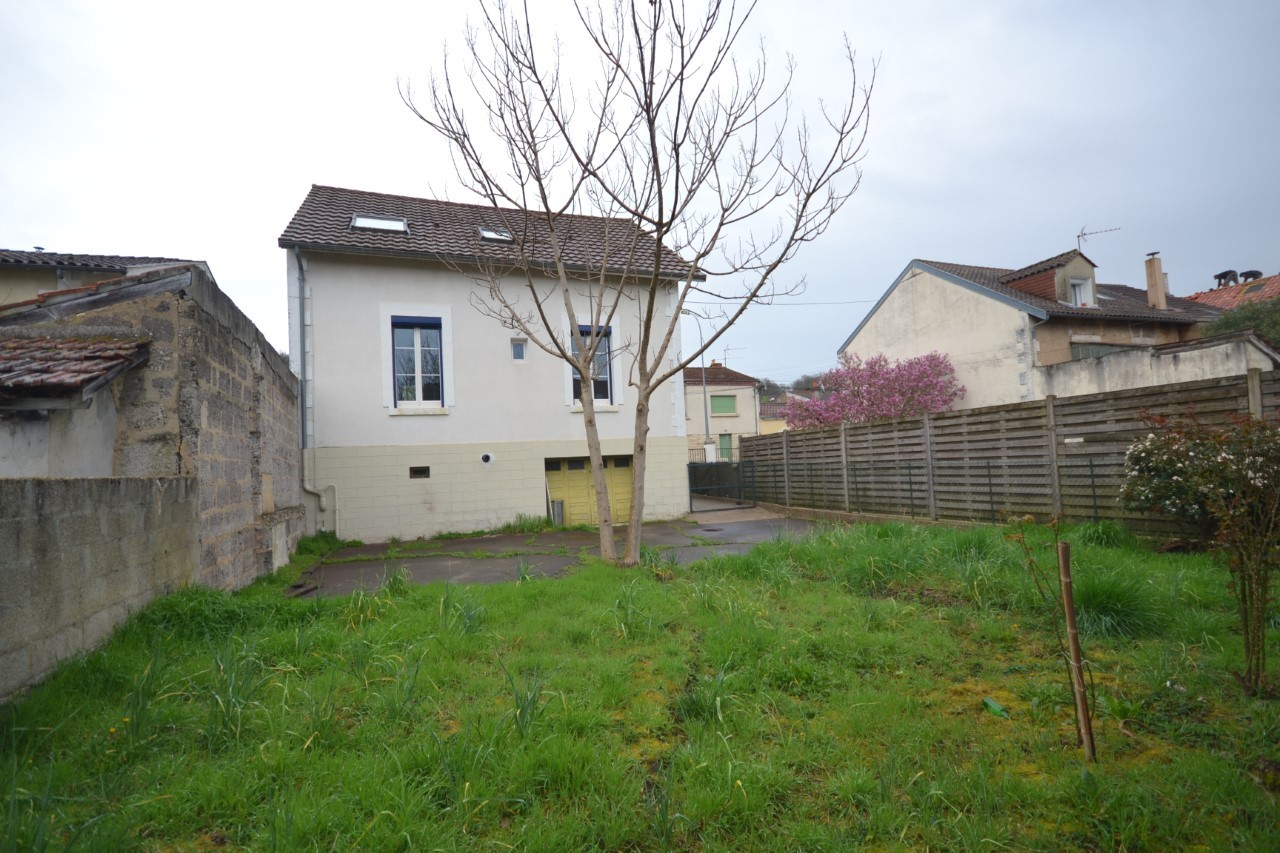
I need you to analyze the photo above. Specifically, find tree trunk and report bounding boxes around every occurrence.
[578,392,616,562]
[623,390,652,566]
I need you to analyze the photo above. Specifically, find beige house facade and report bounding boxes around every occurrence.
[840,250,1221,409]
[281,185,691,541]
[684,361,760,461]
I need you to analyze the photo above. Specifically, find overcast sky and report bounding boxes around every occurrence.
[2,1,1277,383]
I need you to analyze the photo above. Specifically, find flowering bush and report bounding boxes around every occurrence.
[1122,412,1280,694]
[781,351,965,429]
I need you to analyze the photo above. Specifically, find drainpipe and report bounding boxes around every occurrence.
[293,247,329,524]
[1028,314,1051,399]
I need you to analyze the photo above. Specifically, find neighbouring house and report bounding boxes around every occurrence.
[0,262,303,699]
[1187,271,1280,313]
[839,250,1223,409]
[0,250,205,307]
[278,184,692,540]
[758,398,789,435]
[684,361,760,460]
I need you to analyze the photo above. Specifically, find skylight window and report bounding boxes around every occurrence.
[1244,282,1266,294]
[351,214,408,233]
[478,226,514,244]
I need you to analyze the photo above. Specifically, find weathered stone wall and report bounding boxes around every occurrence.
[55,268,303,589]
[0,478,199,702]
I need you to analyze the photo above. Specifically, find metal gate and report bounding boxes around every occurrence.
[687,461,756,512]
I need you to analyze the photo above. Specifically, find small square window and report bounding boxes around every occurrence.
[545,459,561,472]
[478,226,514,243]
[511,339,527,361]
[409,466,430,479]
[567,459,586,471]
[1244,282,1265,294]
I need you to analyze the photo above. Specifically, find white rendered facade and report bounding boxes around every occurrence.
[287,250,689,541]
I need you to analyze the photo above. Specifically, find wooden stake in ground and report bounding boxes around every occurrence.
[1058,541,1097,762]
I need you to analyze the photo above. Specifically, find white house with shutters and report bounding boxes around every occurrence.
[280,185,692,541]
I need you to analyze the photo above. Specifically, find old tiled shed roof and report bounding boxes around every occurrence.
[1186,273,1280,310]
[684,363,759,387]
[0,336,149,403]
[279,184,700,281]
[0,250,186,271]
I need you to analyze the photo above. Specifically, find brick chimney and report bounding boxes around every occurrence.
[1145,252,1167,310]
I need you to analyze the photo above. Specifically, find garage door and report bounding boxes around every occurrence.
[545,456,633,526]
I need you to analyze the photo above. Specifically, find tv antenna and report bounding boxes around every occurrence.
[1076,225,1120,252]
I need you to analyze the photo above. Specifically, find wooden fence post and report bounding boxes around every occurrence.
[1045,395,1062,517]
[923,413,938,520]
[840,422,850,512]
[1248,368,1263,418]
[1059,541,1097,762]
[782,430,791,507]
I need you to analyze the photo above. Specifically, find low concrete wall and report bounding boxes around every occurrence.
[0,477,199,702]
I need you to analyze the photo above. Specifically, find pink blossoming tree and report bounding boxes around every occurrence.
[781,352,965,429]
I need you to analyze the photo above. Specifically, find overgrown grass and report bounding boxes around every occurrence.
[3,523,1277,849]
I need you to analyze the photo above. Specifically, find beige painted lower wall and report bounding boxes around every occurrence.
[312,435,689,542]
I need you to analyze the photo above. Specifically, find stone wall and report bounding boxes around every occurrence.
[56,268,304,589]
[0,478,199,702]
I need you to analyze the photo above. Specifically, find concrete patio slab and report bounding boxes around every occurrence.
[304,507,827,595]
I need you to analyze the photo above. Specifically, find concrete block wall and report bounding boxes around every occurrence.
[57,269,303,589]
[0,478,199,702]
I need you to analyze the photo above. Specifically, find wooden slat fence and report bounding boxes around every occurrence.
[741,369,1275,532]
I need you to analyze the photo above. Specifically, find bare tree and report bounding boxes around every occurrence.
[404,0,872,564]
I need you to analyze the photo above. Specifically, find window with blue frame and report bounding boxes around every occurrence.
[570,325,612,403]
[392,316,443,405]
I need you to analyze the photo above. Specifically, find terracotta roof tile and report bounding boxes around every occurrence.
[1186,273,1280,310]
[684,363,759,386]
[278,185,698,280]
[0,336,149,399]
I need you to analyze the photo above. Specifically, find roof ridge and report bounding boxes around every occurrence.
[310,184,637,226]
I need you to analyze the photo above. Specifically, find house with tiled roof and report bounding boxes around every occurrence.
[0,250,198,307]
[278,184,693,539]
[838,250,1234,408]
[684,361,760,460]
[1186,272,1280,312]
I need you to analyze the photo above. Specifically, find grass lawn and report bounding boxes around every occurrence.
[4,521,1278,850]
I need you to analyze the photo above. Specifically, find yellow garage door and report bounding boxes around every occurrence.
[545,456,632,526]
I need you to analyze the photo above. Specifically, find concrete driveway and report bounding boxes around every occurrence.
[299,507,823,596]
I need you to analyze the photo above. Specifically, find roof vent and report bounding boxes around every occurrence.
[1214,269,1239,288]
[1241,269,1263,283]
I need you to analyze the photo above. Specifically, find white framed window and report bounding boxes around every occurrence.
[1069,277,1094,308]
[352,214,408,232]
[571,325,612,403]
[392,316,443,405]
[511,338,527,361]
